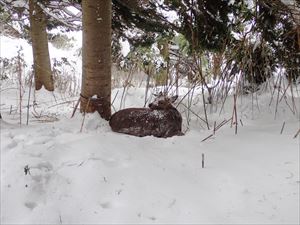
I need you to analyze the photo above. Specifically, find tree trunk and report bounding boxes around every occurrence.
[81,0,112,120]
[28,0,54,91]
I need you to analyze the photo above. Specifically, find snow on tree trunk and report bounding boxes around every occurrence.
[28,0,54,91]
[81,0,112,120]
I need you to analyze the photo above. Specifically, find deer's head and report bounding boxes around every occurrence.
[148,92,178,110]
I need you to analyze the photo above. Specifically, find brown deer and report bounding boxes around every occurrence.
[109,94,183,138]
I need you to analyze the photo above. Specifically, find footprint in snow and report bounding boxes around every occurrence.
[99,201,112,209]
[23,161,54,208]
[25,136,53,146]
[24,201,37,210]
[35,162,53,171]
[13,134,27,142]
[87,157,119,168]
[136,213,157,221]
[148,216,157,221]
[5,140,18,150]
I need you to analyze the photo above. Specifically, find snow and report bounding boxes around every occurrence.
[10,0,27,8]
[0,36,33,63]
[281,0,299,6]
[119,39,130,56]
[1,34,300,224]
[0,33,82,80]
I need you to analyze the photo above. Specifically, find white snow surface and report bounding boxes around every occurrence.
[0,35,300,224]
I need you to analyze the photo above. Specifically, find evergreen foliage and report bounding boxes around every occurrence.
[0,0,299,86]
[163,0,240,51]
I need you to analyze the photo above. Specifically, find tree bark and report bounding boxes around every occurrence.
[81,0,112,120]
[29,0,54,91]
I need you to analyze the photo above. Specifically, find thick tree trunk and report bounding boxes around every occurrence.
[81,0,112,120]
[28,0,54,91]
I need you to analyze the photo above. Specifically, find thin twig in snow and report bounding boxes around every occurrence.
[26,73,34,125]
[71,97,80,118]
[280,121,286,134]
[201,134,214,142]
[293,128,300,139]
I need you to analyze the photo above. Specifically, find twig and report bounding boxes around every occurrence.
[77,161,85,167]
[120,65,135,110]
[281,92,296,115]
[201,134,214,142]
[144,73,151,107]
[215,119,227,130]
[30,118,59,123]
[219,78,234,116]
[280,121,286,134]
[274,76,282,119]
[26,74,34,125]
[180,103,206,126]
[71,97,80,118]
[293,128,300,139]
[240,119,244,126]
[17,47,23,126]
[289,82,298,115]
[0,87,18,92]
[230,94,238,134]
[186,84,195,126]
[176,81,200,107]
[59,213,62,224]
[48,100,78,109]
[213,121,216,135]
[80,97,91,132]
[111,90,119,113]
[52,92,58,103]
[215,118,231,131]
[279,83,291,103]
[234,94,238,134]
[269,73,281,107]
[201,84,210,130]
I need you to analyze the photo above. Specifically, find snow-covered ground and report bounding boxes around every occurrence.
[1,34,300,224]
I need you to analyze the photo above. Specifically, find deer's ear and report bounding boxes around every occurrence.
[170,95,178,103]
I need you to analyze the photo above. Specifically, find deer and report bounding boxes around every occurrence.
[109,93,183,138]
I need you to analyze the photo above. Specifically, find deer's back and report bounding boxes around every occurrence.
[109,107,182,138]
